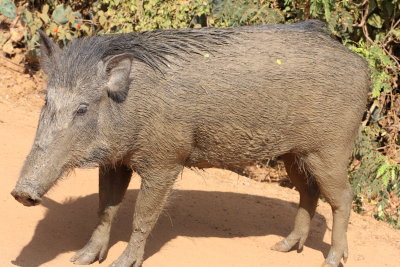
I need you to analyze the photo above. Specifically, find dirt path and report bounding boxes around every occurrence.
[0,66,399,267]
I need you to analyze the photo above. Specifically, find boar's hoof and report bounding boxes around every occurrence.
[321,248,348,267]
[109,255,143,267]
[321,262,341,267]
[271,234,307,252]
[271,239,293,252]
[70,240,108,265]
[109,246,144,267]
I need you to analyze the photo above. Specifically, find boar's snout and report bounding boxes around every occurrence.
[11,188,42,207]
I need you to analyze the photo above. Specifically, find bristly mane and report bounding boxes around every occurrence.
[54,21,328,84]
[61,28,236,74]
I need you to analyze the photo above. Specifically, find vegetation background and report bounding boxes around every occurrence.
[0,0,399,228]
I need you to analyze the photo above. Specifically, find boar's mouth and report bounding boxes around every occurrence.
[11,185,43,207]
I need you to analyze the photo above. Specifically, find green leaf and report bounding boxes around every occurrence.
[0,0,17,19]
[80,24,90,33]
[72,12,82,19]
[22,10,33,23]
[65,31,72,40]
[68,13,75,24]
[376,162,388,178]
[39,11,50,24]
[382,1,394,18]
[42,4,49,15]
[367,13,383,28]
[322,0,331,20]
[52,4,70,24]
[391,29,400,41]
[99,15,107,26]
[368,0,378,14]
[390,168,396,182]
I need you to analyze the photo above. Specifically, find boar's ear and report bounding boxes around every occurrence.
[103,53,133,103]
[38,30,60,74]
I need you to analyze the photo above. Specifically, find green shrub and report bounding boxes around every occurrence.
[21,2,92,62]
[94,0,211,33]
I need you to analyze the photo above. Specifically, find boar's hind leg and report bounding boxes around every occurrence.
[306,150,353,267]
[110,165,182,267]
[271,153,320,252]
[71,165,132,265]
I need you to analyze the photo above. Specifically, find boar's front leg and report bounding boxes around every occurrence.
[71,165,132,264]
[110,165,182,267]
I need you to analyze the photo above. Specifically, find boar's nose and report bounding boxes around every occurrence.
[11,190,42,207]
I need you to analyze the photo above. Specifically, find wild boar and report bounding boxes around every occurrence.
[12,20,370,267]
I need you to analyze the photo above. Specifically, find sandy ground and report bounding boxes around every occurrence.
[0,65,399,267]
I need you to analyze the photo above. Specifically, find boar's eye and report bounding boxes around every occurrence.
[76,103,89,116]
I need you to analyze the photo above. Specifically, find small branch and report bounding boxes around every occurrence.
[353,0,368,7]
[355,1,374,44]
[353,0,369,27]
[362,23,373,43]
[81,19,96,25]
[0,56,25,71]
[383,19,400,46]
[382,47,400,68]
[0,61,24,73]
[362,101,378,127]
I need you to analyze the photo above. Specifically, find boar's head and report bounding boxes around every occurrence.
[11,31,134,206]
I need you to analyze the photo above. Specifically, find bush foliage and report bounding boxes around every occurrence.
[1,0,399,227]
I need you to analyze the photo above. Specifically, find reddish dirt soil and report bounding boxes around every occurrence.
[0,64,399,267]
